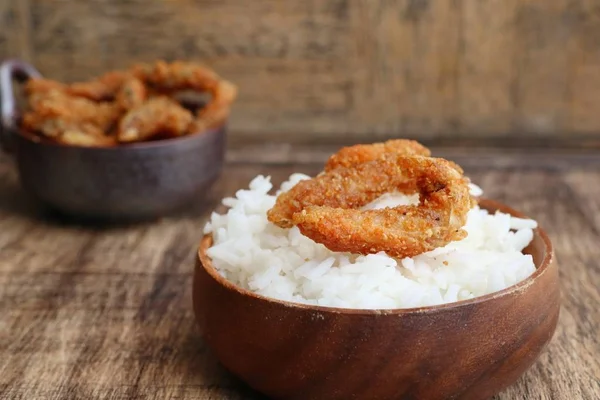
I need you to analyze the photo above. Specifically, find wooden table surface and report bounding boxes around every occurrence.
[0,145,599,400]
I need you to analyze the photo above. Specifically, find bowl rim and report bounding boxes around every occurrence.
[196,198,554,315]
[15,123,226,151]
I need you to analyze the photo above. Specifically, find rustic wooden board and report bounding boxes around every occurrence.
[0,0,32,62]
[1,0,599,144]
[458,0,518,137]
[0,146,599,399]
[568,0,600,134]
[513,0,571,137]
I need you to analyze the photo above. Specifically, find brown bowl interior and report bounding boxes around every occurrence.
[193,199,559,400]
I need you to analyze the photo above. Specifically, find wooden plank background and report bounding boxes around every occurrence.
[1,0,600,146]
[1,147,599,399]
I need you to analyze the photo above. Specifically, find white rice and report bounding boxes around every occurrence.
[204,174,538,309]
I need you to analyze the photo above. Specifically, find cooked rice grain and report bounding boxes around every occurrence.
[204,174,537,309]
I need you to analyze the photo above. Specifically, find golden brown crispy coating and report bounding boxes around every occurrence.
[187,106,231,134]
[267,156,419,228]
[188,80,237,133]
[56,130,117,147]
[133,60,237,133]
[24,79,69,112]
[67,71,129,101]
[21,114,116,147]
[115,77,147,110]
[294,206,468,259]
[324,139,468,177]
[21,113,101,138]
[290,155,473,258]
[117,96,193,143]
[24,78,67,96]
[21,61,237,146]
[324,139,431,171]
[132,60,220,92]
[22,89,120,138]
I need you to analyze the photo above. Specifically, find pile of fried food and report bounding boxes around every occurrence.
[267,139,477,258]
[20,60,237,147]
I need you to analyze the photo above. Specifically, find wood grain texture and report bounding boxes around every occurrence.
[0,0,32,62]
[458,0,517,136]
[0,144,599,399]
[567,0,600,134]
[513,0,570,137]
[1,0,599,144]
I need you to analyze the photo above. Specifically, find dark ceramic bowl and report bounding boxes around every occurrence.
[0,59,226,220]
[193,199,559,400]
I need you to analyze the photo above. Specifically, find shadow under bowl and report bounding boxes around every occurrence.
[12,126,226,221]
[192,199,559,400]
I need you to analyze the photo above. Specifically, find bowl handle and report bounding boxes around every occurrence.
[0,59,41,153]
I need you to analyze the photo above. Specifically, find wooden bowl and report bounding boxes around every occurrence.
[0,59,226,220]
[193,200,559,400]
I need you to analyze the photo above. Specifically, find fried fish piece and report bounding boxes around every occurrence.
[22,88,120,138]
[269,155,472,258]
[132,61,237,134]
[131,60,220,92]
[117,96,193,143]
[67,71,130,101]
[188,80,237,133]
[324,139,432,171]
[22,61,238,146]
[56,129,117,147]
[115,76,148,110]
